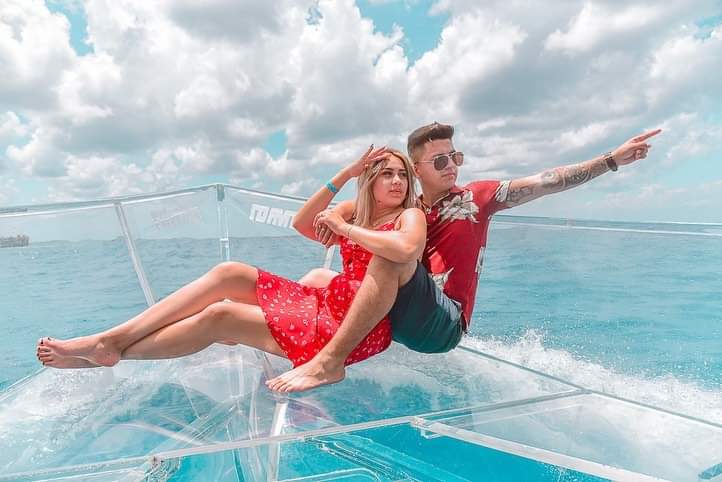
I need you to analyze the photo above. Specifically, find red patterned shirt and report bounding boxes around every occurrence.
[420,180,509,329]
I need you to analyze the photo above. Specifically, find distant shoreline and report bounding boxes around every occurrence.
[0,235,30,248]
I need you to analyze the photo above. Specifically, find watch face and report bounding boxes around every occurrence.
[605,155,617,171]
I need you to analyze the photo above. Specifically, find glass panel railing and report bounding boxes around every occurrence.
[137,422,608,481]
[416,392,722,482]
[475,216,722,423]
[6,338,715,481]
[492,214,722,235]
[264,343,576,433]
[224,186,329,280]
[119,187,222,301]
[0,205,147,390]
[0,336,575,477]
[0,460,148,482]
[0,343,265,477]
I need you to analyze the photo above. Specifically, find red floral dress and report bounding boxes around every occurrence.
[256,222,395,367]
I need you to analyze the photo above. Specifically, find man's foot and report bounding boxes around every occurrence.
[36,335,121,367]
[265,357,346,393]
[37,350,101,369]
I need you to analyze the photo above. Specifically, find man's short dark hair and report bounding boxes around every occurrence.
[407,122,454,162]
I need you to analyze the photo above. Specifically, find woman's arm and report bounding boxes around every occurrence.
[292,146,387,241]
[315,208,427,264]
[291,171,353,241]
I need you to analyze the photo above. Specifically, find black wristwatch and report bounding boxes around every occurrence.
[604,152,618,172]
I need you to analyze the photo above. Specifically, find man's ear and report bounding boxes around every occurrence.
[412,163,420,176]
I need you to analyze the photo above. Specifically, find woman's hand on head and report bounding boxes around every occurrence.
[343,145,390,178]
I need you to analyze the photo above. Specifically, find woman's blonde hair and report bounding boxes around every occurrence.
[352,148,417,228]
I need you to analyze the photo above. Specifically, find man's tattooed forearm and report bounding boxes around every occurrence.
[590,157,610,177]
[508,185,535,204]
[545,158,609,192]
[563,165,592,186]
[540,170,564,190]
[504,157,610,207]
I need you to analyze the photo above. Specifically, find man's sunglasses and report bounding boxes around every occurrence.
[417,151,464,170]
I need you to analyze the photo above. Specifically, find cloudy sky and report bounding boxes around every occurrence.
[1,0,721,222]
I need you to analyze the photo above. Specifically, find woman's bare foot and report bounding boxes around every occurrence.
[37,350,101,369]
[265,356,346,393]
[37,335,121,367]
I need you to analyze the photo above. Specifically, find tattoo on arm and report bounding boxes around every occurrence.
[589,157,611,178]
[508,185,534,204]
[551,157,609,191]
[540,170,564,189]
[504,156,610,208]
[563,165,592,186]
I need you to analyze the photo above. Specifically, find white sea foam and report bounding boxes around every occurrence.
[462,330,722,425]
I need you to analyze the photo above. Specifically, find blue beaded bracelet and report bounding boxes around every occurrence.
[325,181,339,194]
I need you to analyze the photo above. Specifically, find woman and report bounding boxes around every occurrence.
[36,146,426,379]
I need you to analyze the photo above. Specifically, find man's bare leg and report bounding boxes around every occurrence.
[36,262,262,367]
[266,257,417,392]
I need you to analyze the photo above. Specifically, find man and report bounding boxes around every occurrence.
[266,122,661,393]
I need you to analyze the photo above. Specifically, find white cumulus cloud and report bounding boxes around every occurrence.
[0,0,719,222]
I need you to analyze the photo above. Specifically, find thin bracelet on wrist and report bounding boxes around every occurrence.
[325,181,339,194]
[345,224,354,238]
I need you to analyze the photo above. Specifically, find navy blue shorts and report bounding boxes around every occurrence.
[388,262,464,353]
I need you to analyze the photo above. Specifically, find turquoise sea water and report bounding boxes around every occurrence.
[1,219,720,426]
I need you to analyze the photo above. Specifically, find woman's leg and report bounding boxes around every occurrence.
[213,268,336,347]
[122,301,285,360]
[41,301,285,368]
[37,262,262,366]
[298,268,338,288]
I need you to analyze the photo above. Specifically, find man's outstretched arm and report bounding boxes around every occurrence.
[499,129,661,208]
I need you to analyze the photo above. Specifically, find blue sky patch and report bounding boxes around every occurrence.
[356,0,448,65]
[45,0,93,56]
[263,130,288,159]
[694,13,722,39]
